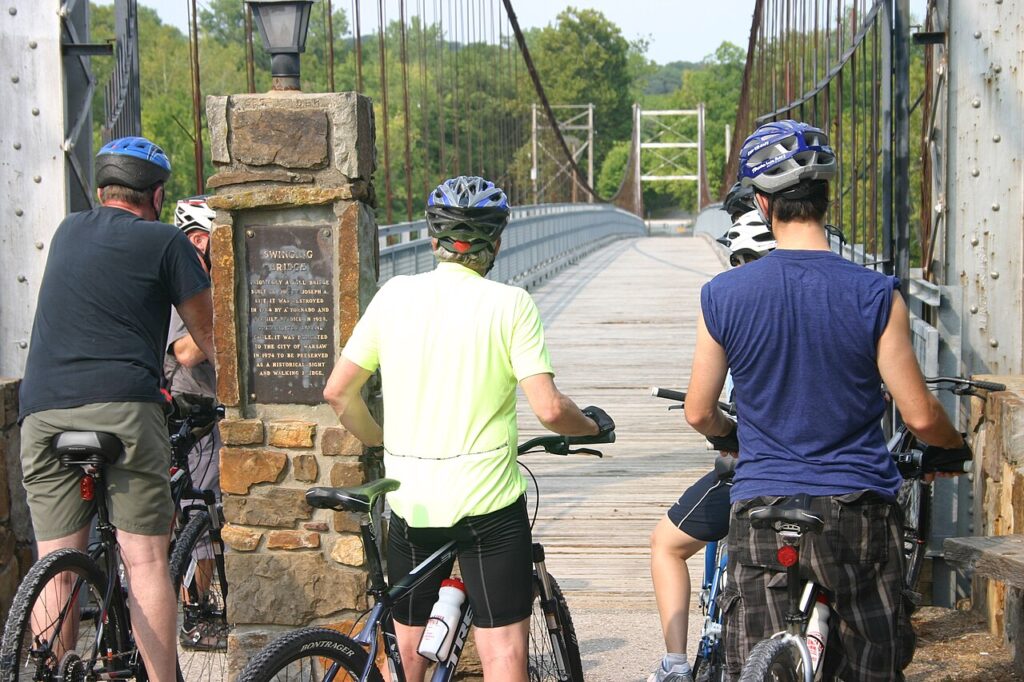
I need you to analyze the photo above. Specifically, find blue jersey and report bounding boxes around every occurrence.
[700,249,902,502]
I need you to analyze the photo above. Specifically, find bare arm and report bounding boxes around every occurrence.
[323,357,384,447]
[520,373,599,436]
[684,310,735,438]
[171,334,206,368]
[877,293,963,448]
[175,289,215,365]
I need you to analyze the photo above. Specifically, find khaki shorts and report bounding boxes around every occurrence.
[21,402,173,541]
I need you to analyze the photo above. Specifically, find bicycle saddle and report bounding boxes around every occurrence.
[748,494,825,535]
[714,456,737,481]
[306,479,401,514]
[53,431,124,469]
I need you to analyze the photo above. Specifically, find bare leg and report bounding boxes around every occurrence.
[474,618,529,682]
[117,530,176,682]
[650,516,706,655]
[395,621,430,682]
[33,527,92,660]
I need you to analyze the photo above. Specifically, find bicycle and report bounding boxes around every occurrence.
[236,431,614,682]
[0,431,160,681]
[888,376,1005,589]
[164,394,231,675]
[651,387,736,682]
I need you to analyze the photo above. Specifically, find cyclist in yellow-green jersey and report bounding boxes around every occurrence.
[323,176,614,682]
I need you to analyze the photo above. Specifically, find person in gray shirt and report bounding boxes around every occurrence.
[164,196,225,651]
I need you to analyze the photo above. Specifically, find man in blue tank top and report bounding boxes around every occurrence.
[684,120,968,681]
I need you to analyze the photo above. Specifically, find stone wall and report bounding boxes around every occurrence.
[970,375,1024,660]
[204,91,383,672]
[0,378,33,623]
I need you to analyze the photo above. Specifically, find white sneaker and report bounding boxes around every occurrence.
[646,660,694,682]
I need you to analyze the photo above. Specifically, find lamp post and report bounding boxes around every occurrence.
[245,0,315,91]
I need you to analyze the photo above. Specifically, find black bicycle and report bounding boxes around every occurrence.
[164,394,230,677]
[890,376,1005,589]
[237,431,614,682]
[0,432,157,681]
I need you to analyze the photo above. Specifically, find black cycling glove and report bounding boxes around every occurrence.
[581,406,615,437]
[922,437,973,474]
[707,419,739,453]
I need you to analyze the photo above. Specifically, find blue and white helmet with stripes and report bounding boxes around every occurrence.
[738,120,836,195]
[426,176,510,254]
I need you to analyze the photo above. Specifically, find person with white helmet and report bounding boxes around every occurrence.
[322,176,614,682]
[164,195,225,650]
[684,120,967,680]
[19,137,213,682]
[646,208,774,682]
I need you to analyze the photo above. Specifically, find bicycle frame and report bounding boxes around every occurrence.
[349,513,475,682]
[695,539,728,665]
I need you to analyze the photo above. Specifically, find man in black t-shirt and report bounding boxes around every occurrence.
[19,136,214,682]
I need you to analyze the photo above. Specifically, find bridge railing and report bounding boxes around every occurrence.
[378,204,646,288]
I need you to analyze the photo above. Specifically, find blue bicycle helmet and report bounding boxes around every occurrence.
[425,176,510,254]
[95,136,171,190]
[738,120,835,195]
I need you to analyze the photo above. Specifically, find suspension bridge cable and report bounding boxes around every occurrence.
[399,0,414,220]
[500,0,601,201]
[353,0,363,92]
[418,0,431,199]
[244,5,255,92]
[326,0,336,91]
[436,0,447,175]
[377,0,394,223]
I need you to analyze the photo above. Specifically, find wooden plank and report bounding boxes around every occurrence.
[944,534,1024,589]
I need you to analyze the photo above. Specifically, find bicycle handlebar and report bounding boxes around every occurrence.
[517,432,614,458]
[650,387,735,415]
[924,376,1006,395]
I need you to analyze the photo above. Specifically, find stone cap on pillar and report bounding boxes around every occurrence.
[206,92,376,201]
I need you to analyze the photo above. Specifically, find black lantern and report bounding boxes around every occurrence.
[246,0,315,90]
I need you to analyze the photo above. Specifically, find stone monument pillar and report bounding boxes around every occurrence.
[204,91,380,672]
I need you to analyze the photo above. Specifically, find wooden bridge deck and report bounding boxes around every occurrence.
[516,235,725,680]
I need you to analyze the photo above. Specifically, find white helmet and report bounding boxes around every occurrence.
[717,210,776,267]
[174,196,214,234]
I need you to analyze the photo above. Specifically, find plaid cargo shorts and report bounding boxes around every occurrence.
[720,490,916,681]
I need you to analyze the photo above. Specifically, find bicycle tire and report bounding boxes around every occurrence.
[170,510,229,682]
[738,637,804,682]
[236,627,382,682]
[528,571,584,682]
[693,646,726,682]
[897,478,927,588]
[0,548,128,682]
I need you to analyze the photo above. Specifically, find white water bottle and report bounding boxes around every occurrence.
[417,578,467,662]
[805,600,830,677]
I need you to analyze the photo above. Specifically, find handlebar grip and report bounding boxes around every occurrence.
[971,380,1006,392]
[651,387,687,402]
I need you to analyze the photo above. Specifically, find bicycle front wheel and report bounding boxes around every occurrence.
[897,478,928,589]
[528,571,584,682]
[170,510,229,681]
[738,637,805,682]
[237,628,382,682]
[0,548,125,682]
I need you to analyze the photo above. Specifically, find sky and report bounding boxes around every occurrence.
[107,0,761,65]
[103,0,931,66]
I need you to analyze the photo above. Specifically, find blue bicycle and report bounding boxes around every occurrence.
[652,388,734,682]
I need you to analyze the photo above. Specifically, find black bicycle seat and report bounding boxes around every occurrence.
[306,479,401,514]
[749,494,824,535]
[714,456,737,481]
[53,431,124,469]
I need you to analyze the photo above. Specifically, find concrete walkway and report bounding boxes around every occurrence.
[517,235,726,681]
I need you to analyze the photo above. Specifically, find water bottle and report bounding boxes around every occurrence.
[805,599,830,677]
[417,578,467,662]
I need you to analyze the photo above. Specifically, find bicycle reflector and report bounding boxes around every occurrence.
[777,545,798,567]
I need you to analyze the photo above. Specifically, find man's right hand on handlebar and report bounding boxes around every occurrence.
[581,405,615,438]
[706,418,739,454]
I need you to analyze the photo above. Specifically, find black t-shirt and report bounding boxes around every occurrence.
[19,206,210,420]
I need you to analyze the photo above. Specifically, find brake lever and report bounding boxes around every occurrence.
[667,405,683,411]
[569,447,603,457]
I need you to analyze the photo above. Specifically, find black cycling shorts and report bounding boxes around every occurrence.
[667,468,732,542]
[387,495,533,628]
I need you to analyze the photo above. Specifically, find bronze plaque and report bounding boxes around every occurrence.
[246,225,334,404]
